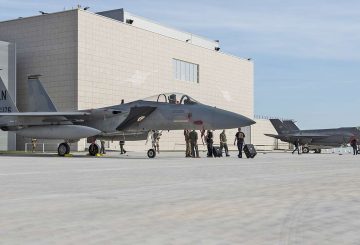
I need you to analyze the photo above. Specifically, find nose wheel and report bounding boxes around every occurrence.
[89,143,100,156]
[147,149,156,158]
[58,143,70,156]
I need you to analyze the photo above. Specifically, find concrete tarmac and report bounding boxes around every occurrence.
[1,152,360,244]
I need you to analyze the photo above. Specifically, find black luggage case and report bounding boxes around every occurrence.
[243,144,257,158]
[212,146,222,157]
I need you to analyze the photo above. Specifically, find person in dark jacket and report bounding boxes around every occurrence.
[234,128,245,158]
[292,139,300,155]
[206,130,214,157]
[350,138,358,155]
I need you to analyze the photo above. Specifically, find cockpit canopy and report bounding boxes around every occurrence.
[143,93,198,105]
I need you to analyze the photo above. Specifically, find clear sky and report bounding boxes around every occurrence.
[0,0,359,129]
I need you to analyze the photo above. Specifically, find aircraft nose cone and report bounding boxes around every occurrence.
[228,111,256,128]
[205,106,256,129]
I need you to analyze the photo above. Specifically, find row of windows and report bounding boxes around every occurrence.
[173,59,199,83]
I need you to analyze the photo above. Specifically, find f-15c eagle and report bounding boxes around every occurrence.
[0,75,255,157]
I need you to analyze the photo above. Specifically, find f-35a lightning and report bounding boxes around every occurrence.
[265,119,360,153]
[0,75,255,158]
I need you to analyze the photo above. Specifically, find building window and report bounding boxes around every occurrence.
[173,59,199,83]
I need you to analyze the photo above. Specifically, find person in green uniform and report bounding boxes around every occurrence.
[189,130,200,158]
[220,130,230,157]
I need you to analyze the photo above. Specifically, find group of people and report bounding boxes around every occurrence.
[184,128,246,158]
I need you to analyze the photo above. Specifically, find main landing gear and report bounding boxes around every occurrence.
[147,148,156,158]
[88,143,100,156]
[302,146,310,154]
[89,143,100,156]
[58,142,70,156]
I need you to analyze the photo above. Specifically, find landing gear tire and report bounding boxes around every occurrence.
[314,149,321,154]
[89,143,100,156]
[58,143,70,157]
[147,149,156,158]
[302,147,310,154]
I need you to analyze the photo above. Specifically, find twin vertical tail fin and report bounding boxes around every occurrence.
[0,75,18,113]
[283,120,299,131]
[27,75,57,112]
[269,119,299,134]
[269,119,287,134]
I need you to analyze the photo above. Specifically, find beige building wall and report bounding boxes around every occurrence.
[77,10,253,152]
[0,11,78,150]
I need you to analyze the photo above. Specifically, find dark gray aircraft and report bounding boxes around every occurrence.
[0,75,255,157]
[265,119,360,153]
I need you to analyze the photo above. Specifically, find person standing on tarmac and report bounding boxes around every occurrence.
[100,140,106,154]
[220,130,230,157]
[350,138,358,155]
[184,129,191,157]
[151,130,162,154]
[234,128,245,158]
[206,130,214,157]
[189,130,200,158]
[31,138,37,153]
[119,140,126,154]
[292,139,300,155]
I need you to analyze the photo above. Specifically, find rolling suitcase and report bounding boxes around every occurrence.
[212,146,222,157]
[243,144,257,158]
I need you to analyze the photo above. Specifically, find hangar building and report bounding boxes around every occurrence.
[0,8,254,152]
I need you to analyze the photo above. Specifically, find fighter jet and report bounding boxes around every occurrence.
[265,119,360,153]
[0,75,255,157]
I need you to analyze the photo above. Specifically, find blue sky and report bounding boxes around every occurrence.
[0,0,359,129]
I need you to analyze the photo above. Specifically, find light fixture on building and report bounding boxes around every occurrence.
[84,7,90,10]
[247,58,252,61]
[215,47,220,51]
[126,19,134,24]
[186,39,190,42]
[215,40,220,43]
[39,11,48,15]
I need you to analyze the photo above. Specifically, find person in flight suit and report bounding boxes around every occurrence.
[151,130,162,154]
[189,130,200,158]
[100,140,106,154]
[184,129,191,157]
[31,138,37,153]
[220,130,230,157]
[119,140,126,154]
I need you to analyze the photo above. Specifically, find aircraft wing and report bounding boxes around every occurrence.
[0,112,90,117]
[0,112,92,127]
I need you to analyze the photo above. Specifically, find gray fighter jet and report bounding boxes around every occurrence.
[265,119,360,153]
[0,75,255,157]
